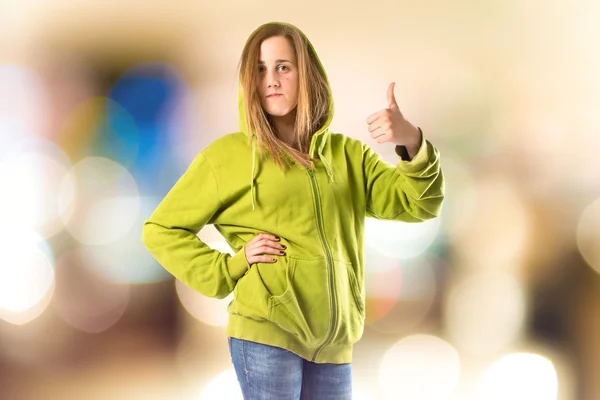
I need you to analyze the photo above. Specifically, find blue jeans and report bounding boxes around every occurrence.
[228,337,352,400]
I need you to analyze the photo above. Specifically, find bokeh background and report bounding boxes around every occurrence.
[1,1,599,399]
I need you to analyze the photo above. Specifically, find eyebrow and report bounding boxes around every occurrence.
[258,59,292,64]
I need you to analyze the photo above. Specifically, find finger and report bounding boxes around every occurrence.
[248,237,282,249]
[387,82,398,109]
[248,244,286,256]
[252,239,285,250]
[373,130,389,142]
[370,126,387,140]
[249,255,278,264]
[255,233,280,242]
[366,109,385,125]
[368,121,383,134]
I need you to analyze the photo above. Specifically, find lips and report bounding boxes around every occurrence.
[267,93,283,98]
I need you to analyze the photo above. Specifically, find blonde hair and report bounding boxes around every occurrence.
[238,22,331,168]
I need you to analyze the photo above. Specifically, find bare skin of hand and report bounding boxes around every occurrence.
[366,82,422,159]
[244,233,286,265]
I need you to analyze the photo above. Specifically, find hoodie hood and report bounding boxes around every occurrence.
[238,22,335,210]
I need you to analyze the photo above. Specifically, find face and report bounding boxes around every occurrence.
[256,36,299,119]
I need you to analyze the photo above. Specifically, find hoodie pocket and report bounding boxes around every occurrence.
[229,262,274,322]
[268,256,331,347]
[327,260,366,346]
[344,261,365,318]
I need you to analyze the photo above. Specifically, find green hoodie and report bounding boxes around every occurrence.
[142,33,444,364]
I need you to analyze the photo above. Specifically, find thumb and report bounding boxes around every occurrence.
[387,82,399,109]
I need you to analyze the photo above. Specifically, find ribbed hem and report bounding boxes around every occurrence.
[226,247,250,281]
[396,128,431,173]
[225,313,353,364]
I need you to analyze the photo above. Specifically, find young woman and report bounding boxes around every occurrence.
[143,22,444,400]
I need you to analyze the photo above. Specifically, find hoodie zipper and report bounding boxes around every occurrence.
[306,168,337,362]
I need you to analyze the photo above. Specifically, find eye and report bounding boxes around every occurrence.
[258,66,266,73]
[278,65,289,72]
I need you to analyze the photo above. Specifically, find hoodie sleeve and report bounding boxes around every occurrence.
[142,152,250,299]
[363,131,444,221]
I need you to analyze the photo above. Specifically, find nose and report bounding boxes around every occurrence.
[266,69,280,88]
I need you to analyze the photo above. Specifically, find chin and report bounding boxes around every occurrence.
[267,108,294,118]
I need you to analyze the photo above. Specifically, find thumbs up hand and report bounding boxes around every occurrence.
[366,82,422,157]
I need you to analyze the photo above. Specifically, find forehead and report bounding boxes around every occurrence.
[259,36,296,62]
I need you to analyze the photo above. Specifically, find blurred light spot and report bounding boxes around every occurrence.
[445,271,525,355]
[56,97,106,161]
[363,240,401,274]
[205,240,235,255]
[379,334,460,400]
[364,247,402,324]
[59,157,140,246]
[0,137,72,239]
[91,99,139,169]
[0,64,49,158]
[110,63,181,125]
[200,369,242,400]
[365,265,402,324]
[176,281,233,328]
[109,63,192,196]
[353,387,376,400]
[438,156,477,237]
[367,258,436,334]
[197,225,235,254]
[576,197,600,274]
[82,197,170,283]
[452,176,530,272]
[0,229,54,324]
[478,353,558,400]
[365,216,441,260]
[53,248,130,333]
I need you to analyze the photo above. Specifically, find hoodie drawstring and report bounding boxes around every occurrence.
[251,134,257,211]
[310,130,334,183]
[317,132,335,183]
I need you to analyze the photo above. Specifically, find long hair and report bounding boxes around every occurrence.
[238,22,331,169]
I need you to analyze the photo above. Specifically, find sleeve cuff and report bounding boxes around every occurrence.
[396,129,430,174]
[227,246,250,281]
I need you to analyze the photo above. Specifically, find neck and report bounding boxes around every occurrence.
[272,109,297,146]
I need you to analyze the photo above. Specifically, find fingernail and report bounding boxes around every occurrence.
[272,258,277,262]
[282,245,286,249]
[280,252,285,256]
